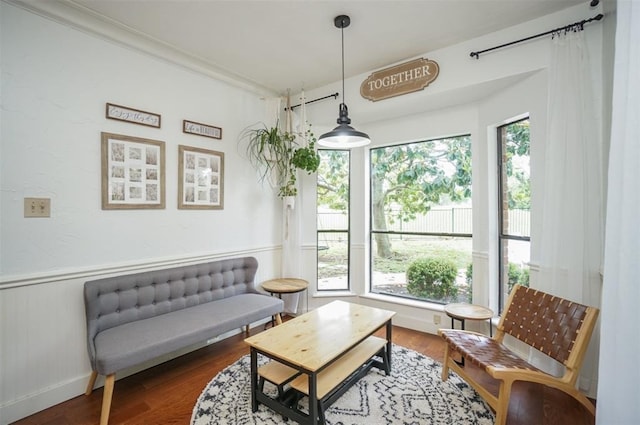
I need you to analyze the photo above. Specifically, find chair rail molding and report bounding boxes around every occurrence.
[0,246,279,290]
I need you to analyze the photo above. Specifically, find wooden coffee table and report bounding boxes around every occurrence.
[245,300,395,425]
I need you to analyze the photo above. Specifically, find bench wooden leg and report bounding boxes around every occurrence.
[85,370,98,395]
[441,344,450,381]
[569,388,596,415]
[495,379,513,425]
[100,374,115,425]
[275,313,283,325]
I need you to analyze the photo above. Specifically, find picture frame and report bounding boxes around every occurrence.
[178,145,224,210]
[106,103,161,128]
[101,132,166,209]
[183,120,222,139]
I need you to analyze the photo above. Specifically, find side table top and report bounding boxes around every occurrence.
[261,278,309,294]
[444,303,494,321]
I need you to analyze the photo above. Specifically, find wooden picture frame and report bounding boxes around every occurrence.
[106,103,161,128]
[101,132,166,209]
[178,145,224,210]
[183,120,222,139]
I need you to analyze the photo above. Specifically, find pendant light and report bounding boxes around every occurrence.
[317,15,371,148]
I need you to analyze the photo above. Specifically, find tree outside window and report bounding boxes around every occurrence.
[317,150,350,291]
[498,119,531,311]
[370,136,472,304]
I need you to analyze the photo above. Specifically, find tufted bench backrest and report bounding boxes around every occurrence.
[84,256,259,347]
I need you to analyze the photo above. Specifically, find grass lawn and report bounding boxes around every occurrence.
[371,237,472,273]
[319,236,473,303]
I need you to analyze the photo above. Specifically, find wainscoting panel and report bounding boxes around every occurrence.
[0,247,279,425]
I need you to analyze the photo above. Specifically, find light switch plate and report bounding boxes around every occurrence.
[24,197,51,218]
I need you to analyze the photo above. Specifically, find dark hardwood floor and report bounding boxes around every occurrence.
[12,322,595,425]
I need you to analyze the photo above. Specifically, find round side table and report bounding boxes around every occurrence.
[261,278,309,326]
[262,278,309,297]
[444,303,494,337]
[444,303,494,366]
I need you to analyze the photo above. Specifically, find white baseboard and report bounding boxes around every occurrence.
[0,318,271,424]
[1,374,89,425]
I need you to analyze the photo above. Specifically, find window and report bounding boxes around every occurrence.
[317,150,350,291]
[497,119,531,311]
[370,136,472,304]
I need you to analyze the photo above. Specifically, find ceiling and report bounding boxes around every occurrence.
[53,0,586,95]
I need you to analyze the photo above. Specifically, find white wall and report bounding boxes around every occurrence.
[0,3,283,277]
[0,0,610,422]
[0,3,283,423]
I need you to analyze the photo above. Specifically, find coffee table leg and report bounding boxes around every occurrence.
[386,320,393,372]
[250,348,258,412]
[309,373,318,425]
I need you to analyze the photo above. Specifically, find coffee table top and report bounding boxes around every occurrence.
[444,303,494,321]
[261,278,308,294]
[245,300,395,372]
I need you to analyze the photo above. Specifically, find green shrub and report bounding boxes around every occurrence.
[520,267,530,287]
[406,257,458,301]
[507,263,530,293]
[466,262,473,303]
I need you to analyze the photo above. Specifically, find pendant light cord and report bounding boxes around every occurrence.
[317,14,370,147]
[341,23,345,105]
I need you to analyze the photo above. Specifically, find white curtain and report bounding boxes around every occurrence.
[596,2,640,423]
[280,91,308,315]
[281,196,302,314]
[535,26,603,394]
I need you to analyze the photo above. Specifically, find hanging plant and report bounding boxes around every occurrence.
[291,131,320,174]
[278,173,298,197]
[239,121,295,187]
[240,121,320,198]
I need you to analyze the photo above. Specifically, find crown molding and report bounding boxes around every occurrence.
[5,0,277,97]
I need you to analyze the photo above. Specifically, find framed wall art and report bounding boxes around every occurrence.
[183,120,222,139]
[178,145,224,210]
[101,132,166,209]
[106,103,161,128]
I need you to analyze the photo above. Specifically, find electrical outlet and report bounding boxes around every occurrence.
[24,197,51,218]
[433,314,441,325]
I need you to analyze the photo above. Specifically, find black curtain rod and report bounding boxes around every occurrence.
[284,92,339,111]
[470,13,604,59]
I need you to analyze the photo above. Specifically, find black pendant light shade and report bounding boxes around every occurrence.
[318,103,370,148]
[318,15,370,148]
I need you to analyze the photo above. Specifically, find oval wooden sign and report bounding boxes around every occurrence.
[360,58,439,102]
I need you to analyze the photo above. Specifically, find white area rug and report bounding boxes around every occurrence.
[191,344,494,425]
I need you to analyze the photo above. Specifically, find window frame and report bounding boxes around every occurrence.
[316,149,351,292]
[368,135,472,304]
[497,118,531,311]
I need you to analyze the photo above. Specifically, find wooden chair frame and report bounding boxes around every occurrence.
[439,284,599,425]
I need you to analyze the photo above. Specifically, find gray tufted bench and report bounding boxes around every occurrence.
[83,256,284,425]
